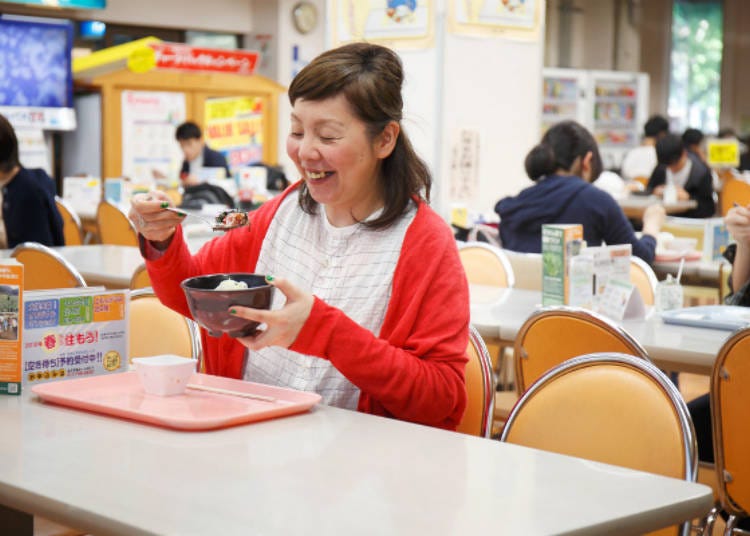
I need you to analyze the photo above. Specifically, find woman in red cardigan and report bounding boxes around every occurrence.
[129,43,469,430]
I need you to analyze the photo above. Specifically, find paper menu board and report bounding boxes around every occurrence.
[22,288,129,387]
[0,260,23,395]
[63,176,101,219]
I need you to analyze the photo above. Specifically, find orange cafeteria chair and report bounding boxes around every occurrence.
[96,200,138,247]
[501,352,700,536]
[11,242,87,290]
[494,306,648,426]
[129,263,151,290]
[630,256,659,306]
[54,196,84,246]
[455,326,495,438]
[710,327,750,534]
[458,241,516,390]
[128,288,202,370]
[720,175,750,217]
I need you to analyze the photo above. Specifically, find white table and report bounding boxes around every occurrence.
[470,285,732,375]
[0,391,713,535]
[618,195,697,220]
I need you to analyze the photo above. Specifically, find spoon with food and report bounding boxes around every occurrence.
[163,207,249,231]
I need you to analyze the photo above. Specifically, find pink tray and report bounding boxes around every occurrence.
[32,372,322,431]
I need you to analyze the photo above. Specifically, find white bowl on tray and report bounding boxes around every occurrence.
[132,355,197,396]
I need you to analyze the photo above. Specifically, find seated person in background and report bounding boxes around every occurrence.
[620,114,669,183]
[128,43,469,430]
[174,121,231,186]
[647,134,716,218]
[682,128,706,162]
[0,114,63,248]
[495,120,665,264]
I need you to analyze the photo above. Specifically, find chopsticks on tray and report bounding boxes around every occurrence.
[186,383,287,404]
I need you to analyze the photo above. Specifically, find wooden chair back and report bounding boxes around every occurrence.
[11,242,87,290]
[456,326,495,438]
[129,289,202,370]
[514,306,648,393]
[54,196,84,246]
[458,242,515,288]
[711,328,750,530]
[96,200,138,246]
[502,353,697,536]
[630,256,659,306]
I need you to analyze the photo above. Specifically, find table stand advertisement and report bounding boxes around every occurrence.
[21,288,129,388]
[0,259,23,395]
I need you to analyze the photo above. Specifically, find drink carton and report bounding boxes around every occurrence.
[542,224,583,306]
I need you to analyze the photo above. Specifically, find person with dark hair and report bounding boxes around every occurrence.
[173,121,230,185]
[647,133,715,218]
[621,114,670,182]
[495,120,664,263]
[0,114,63,248]
[682,128,706,162]
[128,43,469,430]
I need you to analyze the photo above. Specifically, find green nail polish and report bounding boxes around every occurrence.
[229,308,237,315]
[179,212,187,217]
[160,202,169,208]
[265,274,274,282]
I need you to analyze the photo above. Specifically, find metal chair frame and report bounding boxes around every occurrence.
[457,241,516,288]
[457,325,496,438]
[11,242,87,289]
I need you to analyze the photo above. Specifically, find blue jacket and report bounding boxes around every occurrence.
[3,167,64,248]
[181,145,231,179]
[495,174,656,263]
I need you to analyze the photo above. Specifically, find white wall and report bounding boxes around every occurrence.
[72,0,254,34]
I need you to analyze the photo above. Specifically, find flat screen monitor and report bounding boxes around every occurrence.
[0,17,75,130]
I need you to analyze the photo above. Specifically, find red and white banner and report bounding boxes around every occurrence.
[150,43,259,76]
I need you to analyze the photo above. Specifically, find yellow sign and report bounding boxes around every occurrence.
[707,139,740,168]
[127,47,157,74]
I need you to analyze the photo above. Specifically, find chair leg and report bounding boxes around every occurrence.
[695,505,719,535]
[725,515,738,536]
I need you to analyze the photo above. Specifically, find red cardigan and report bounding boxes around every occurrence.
[146,185,470,430]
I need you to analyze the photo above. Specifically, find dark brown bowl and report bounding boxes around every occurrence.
[181,273,274,338]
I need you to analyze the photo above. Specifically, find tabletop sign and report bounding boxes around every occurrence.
[21,288,129,387]
[596,279,646,322]
[0,260,23,395]
[707,138,740,168]
[542,224,583,306]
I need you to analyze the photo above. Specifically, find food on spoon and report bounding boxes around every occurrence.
[215,210,248,228]
[215,278,249,291]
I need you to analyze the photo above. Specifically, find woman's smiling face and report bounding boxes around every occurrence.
[286,94,397,227]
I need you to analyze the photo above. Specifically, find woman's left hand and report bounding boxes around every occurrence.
[232,276,314,351]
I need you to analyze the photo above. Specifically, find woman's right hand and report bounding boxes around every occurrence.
[726,205,750,247]
[129,191,184,245]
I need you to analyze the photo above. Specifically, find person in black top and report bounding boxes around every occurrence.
[682,128,706,163]
[174,121,231,185]
[647,133,716,218]
[0,114,63,248]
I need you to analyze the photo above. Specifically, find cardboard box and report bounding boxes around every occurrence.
[542,224,583,306]
[0,259,23,395]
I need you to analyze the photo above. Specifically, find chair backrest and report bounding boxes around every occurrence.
[456,326,495,438]
[711,327,750,520]
[54,196,84,246]
[630,256,659,306]
[502,352,697,536]
[11,242,87,290]
[96,200,138,246]
[457,242,515,288]
[720,176,750,217]
[130,263,151,290]
[504,251,542,290]
[514,306,648,393]
[129,288,202,370]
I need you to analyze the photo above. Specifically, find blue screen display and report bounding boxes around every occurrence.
[0,19,74,109]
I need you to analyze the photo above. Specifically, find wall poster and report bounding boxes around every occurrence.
[331,0,434,49]
[448,0,542,40]
[204,96,264,171]
[120,90,186,181]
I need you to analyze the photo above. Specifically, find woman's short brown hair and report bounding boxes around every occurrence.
[288,42,431,229]
[0,114,19,174]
